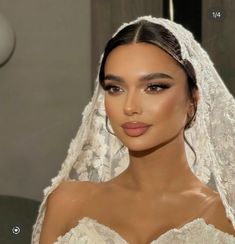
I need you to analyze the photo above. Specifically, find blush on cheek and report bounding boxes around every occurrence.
[104,101,117,122]
[168,90,188,112]
[159,96,178,114]
[170,100,189,128]
[104,98,111,115]
[153,96,186,125]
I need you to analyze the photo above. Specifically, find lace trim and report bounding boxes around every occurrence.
[53,217,235,244]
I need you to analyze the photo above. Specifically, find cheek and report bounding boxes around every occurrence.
[104,97,120,121]
[150,94,188,123]
[104,90,188,125]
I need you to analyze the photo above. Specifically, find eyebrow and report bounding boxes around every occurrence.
[103,73,173,83]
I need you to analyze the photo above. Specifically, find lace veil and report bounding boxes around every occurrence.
[31,16,235,243]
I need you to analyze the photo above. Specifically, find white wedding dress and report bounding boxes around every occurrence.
[53,216,235,243]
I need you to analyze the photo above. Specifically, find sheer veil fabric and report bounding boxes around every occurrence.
[31,16,235,243]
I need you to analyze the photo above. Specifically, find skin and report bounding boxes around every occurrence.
[103,42,201,194]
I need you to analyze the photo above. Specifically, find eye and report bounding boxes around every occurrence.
[104,85,122,94]
[104,83,170,95]
[145,83,170,93]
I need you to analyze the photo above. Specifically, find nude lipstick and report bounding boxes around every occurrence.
[121,122,151,136]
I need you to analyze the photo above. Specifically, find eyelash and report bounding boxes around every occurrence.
[103,83,170,94]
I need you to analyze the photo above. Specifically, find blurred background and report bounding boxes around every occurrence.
[0,0,234,242]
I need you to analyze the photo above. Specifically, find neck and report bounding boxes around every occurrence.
[118,132,198,194]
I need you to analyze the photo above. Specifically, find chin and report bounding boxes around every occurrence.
[120,137,159,152]
[126,143,161,156]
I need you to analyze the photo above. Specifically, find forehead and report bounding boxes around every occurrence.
[105,43,181,70]
[104,43,185,79]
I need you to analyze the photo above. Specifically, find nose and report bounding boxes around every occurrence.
[123,91,142,115]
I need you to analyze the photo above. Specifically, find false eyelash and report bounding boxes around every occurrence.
[103,85,118,91]
[103,82,170,93]
[147,83,170,90]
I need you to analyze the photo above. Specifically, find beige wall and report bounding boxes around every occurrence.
[0,0,91,201]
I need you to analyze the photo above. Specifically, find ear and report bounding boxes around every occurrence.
[187,89,200,117]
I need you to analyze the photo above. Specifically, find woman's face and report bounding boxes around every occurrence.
[103,42,195,151]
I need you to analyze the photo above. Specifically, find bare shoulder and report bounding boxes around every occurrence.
[53,180,96,198]
[206,193,235,237]
[46,180,95,211]
[48,180,101,215]
[39,180,97,244]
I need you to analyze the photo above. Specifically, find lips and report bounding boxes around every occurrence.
[121,122,151,136]
[121,122,151,129]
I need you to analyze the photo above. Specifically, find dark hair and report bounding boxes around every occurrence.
[100,20,198,165]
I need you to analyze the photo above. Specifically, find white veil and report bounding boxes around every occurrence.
[31,16,235,243]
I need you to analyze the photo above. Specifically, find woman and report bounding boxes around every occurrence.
[32,16,235,243]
